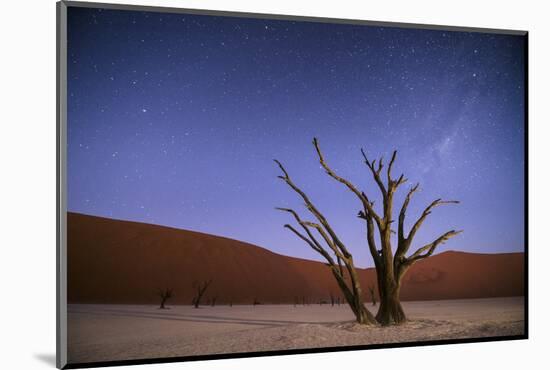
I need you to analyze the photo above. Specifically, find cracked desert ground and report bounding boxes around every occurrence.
[68,296,524,364]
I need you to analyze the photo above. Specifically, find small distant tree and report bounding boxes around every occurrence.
[253,297,261,306]
[329,292,335,307]
[369,285,377,306]
[158,288,173,309]
[192,280,212,308]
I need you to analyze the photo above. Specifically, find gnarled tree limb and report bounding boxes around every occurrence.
[313,138,383,228]
[404,198,460,253]
[396,183,420,255]
[361,148,387,199]
[406,230,463,262]
[274,159,349,256]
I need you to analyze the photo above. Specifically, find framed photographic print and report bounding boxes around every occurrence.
[57,1,528,368]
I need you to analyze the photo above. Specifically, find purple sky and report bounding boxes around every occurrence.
[67,7,525,267]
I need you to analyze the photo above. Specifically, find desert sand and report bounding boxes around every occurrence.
[67,297,524,364]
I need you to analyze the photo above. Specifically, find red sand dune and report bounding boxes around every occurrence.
[67,212,524,304]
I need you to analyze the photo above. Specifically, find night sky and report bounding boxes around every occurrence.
[67,7,525,267]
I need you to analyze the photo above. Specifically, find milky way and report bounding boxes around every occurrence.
[67,7,526,267]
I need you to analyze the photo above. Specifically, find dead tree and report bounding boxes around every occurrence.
[157,288,173,309]
[368,285,377,306]
[275,138,461,325]
[192,280,212,308]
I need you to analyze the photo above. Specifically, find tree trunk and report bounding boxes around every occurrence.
[375,276,406,325]
[353,301,377,324]
[350,281,377,325]
[332,269,377,325]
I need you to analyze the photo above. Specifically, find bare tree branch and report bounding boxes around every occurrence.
[361,148,387,198]
[300,220,364,297]
[274,159,344,245]
[276,207,324,252]
[313,138,363,201]
[407,230,463,262]
[311,138,387,265]
[396,183,420,255]
[313,138,382,226]
[387,150,397,185]
[406,198,460,247]
[302,220,349,260]
[336,255,344,277]
[358,207,381,266]
[276,209,347,272]
[284,224,321,253]
[286,224,339,267]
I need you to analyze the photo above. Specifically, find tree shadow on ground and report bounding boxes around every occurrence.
[69,307,337,327]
